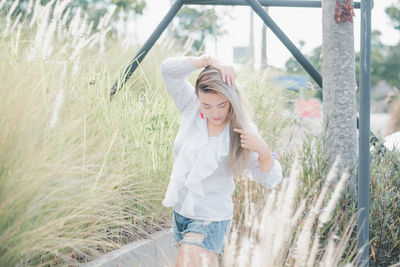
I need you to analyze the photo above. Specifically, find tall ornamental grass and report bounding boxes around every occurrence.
[224,156,357,267]
[0,1,292,265]
[0,0,188,265]
[228,128,400,266]
[1,0,399,266]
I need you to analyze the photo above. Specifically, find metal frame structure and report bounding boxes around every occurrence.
[109,1,373,265]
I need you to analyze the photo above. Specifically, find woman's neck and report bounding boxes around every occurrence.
[207,118,229,136]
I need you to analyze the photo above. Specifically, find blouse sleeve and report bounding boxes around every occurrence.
[245,151,283,189]
[160,56,198,114]
[245,123,283,189]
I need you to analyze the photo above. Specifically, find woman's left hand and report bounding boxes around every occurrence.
[233,128,272,158]
[208,58,237,88]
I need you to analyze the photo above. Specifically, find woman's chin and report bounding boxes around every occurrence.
[211,118,227,126]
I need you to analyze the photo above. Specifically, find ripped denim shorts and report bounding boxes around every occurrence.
[171,210,232,256]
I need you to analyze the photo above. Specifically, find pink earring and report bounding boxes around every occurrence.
[200,112,204,119]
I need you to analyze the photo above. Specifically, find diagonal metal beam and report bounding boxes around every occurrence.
[109,0,184,100]
[245,0,322,87]
[185,0,361,8]
[109,0,363,99]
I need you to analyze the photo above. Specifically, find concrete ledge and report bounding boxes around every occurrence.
[83,229,178,267]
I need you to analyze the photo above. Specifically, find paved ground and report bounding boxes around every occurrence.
[280,111,391,152]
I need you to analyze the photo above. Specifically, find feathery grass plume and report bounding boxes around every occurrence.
[51,0,71,43]
[69,13,93,78]
[53,0,72,19]
[49,87,64,128]
[10,12,22,34]
[223,155,355,267]
[294,155,340,266]
[42,16,57,59]
[12,23,23,57]
[319,167,350,225]
[98,25,112,54]
[271,156,301,261]
[305,165,351,266]
[116,10,125,40]
[77,13,89,39]
[97,5,115,31]
[26,0,34,16]
[0,0,6,11]
[3,0,19,37]
[59,6,70,37]
[95,6,115,53]
[305,232,321,267]
[27,0,52,61]
[28,0,41,28]
[68,6,82,45]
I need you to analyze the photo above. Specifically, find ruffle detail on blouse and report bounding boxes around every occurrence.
[162,110,230,217]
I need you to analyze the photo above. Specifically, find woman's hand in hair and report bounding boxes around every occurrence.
[233,128,272,157]
[208,58,237,89]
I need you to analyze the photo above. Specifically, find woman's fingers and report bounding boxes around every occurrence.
[233,80,238,89]
[223,67,235,87]
[221,70,226,83]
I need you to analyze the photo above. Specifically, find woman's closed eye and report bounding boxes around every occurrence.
[203,104,226,109]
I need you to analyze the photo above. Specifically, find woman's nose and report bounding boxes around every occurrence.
[211,109,220,117]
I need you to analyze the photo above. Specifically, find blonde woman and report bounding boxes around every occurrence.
[161,55,283,267]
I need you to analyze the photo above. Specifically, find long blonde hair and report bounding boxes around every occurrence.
[195,67,255,178]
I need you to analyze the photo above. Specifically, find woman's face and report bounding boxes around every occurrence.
[198,91,231,127]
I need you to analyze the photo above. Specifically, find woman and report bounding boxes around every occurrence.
[160,54,283,267]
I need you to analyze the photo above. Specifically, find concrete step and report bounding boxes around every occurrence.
[83,229,178,267]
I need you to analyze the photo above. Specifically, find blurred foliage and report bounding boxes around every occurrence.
[173,6,232,51]
[386,0,400,31]
[368,141,400,266]
[284,43,322,101]
[380,43,400,89]
[1,0,146,30]
[285,40,321,75]
[285,31,400,92]
[287,131,400,265]
[355,30,388,88]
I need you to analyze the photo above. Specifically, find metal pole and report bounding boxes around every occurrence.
[245,0,322,87]
[358,0,371,265]
[109,0,184,99]
[185,0,361,9]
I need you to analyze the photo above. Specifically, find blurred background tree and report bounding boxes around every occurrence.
[285,0,400,89]
[285,41,320,75]
[382,0,400,89]
[1,0,147,30]
[172,6,230,51]
[386,0,400,31]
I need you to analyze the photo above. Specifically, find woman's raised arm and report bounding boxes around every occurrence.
[160,55,237,114]
[188,55,237,88]
[160,57,198,114]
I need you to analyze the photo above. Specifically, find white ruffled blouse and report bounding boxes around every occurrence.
[161,56,283,221]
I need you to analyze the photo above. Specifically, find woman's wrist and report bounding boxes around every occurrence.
[258,152,272,162]
[258,151,275,173]
[200,54,211,68]
[187,54,212,69]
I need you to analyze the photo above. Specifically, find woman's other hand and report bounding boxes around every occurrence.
[233,128,272,158]
[207,57,237,89]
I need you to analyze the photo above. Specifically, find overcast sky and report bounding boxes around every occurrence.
[130,0,400,69]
